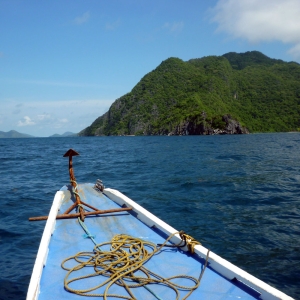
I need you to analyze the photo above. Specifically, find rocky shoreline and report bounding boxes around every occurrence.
[149,114,249,136]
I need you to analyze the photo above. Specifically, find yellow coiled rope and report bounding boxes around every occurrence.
[61,233,210,299]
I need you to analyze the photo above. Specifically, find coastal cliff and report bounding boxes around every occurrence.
[79,51,300,136]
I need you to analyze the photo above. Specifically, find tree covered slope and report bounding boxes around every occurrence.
[79,51,300,136]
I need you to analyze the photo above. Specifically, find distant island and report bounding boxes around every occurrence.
[0,130,78,138]
[49,132,77,137]
[0,130,35,138]
[79,51,300,136]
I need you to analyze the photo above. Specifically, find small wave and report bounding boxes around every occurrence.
[0,228,22,239]
[180,181,198,189]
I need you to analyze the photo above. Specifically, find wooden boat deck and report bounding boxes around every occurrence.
[36,183,260,299]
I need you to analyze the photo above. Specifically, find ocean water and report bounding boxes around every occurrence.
[0,134,299,299]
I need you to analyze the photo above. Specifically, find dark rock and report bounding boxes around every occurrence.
[165,114,248,136]
[222,114,249,134]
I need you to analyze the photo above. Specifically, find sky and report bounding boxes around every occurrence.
[1,0,300,137]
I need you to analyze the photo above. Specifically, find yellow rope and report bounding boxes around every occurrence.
[179,231,201,254]
[61,233,209,299]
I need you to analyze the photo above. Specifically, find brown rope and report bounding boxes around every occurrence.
[157,230,201,254]
[61,232,210,299]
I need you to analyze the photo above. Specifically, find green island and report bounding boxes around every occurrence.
[79,51,300,136]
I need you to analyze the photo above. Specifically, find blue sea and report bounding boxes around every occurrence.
[0,134,299,299]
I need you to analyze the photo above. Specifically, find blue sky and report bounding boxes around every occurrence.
[1,0,300,137]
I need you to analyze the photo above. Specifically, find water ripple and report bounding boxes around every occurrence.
[0,134,299,298]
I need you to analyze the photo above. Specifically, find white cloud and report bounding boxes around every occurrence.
[2,99,114,136]
[74,12,90,25]
[59,118,68,123]
[106,19,120,31]
[211,0,300,58]
[37,114,51,121]
[162,21,184,34]
[18,116,35,126]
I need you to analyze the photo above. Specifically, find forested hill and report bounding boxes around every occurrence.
[79,51,300,136]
